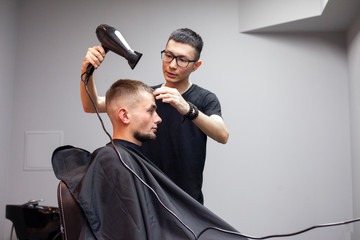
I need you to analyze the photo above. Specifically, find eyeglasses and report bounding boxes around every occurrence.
[161,50,198,68]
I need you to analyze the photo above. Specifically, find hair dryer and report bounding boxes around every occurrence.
[85,24,143,79]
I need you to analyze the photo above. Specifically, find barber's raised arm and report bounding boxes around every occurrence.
[80,46,107,113]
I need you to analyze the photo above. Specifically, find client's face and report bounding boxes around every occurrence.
[131,91,162,144]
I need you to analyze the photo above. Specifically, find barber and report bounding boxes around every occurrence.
[80,28,229,204]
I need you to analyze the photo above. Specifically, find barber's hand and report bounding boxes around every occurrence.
[154,86,190,115]
[81,46,106,73]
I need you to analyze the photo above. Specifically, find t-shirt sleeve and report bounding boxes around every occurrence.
[201,92,222,117]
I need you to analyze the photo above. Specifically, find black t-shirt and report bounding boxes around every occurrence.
[141,83,222,204]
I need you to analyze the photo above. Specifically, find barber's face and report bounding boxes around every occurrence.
[131,91,162,144]
[162,39,201,85]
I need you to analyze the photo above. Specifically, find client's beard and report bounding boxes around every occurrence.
[134,131,156,143]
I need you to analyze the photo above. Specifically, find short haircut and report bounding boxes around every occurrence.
[105,79,154,111]
[168,28,203,60]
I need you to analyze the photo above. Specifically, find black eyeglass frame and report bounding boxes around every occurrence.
[161,50,198,68]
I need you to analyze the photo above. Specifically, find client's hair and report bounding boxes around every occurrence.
[105,79,153,111]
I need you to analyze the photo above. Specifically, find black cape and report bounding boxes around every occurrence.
[52,139,247,240]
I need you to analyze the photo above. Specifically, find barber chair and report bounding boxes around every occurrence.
[57,181,87,240]
[5,201,61,240]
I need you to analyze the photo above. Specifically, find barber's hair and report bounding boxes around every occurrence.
[168,28,203,60]
[105,79,153,110]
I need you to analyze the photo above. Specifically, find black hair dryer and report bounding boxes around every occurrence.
[86,24,143,79]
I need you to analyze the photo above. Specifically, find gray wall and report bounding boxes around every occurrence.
[0,0,17,237]
[348,10,360,240]
[1,0,358,239]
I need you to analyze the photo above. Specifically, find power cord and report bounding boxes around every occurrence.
[197,218,360,239]
[81,71,360,239]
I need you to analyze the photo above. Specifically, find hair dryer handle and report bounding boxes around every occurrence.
[83,47,109,85]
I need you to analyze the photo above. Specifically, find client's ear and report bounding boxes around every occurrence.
[118,108,130,124]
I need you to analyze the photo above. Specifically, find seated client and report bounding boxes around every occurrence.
[52,79,246,240]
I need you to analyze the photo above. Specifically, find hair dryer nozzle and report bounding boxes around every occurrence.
[129,51,142,69]
[96,24,142,70]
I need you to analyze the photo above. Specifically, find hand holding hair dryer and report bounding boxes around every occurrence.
[86,24,143,77]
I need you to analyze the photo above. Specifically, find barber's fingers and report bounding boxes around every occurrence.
[92,45,106,56]
[155,91,189,115]
[84,46,106,69]
[155,93,173,101]
[154,87,182,105]
[154,86,180,96]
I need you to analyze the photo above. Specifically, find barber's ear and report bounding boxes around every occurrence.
[118,108,130,124]
[191,60,202,72]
